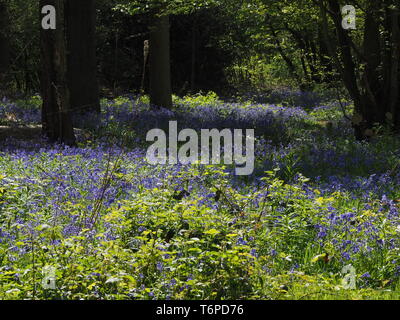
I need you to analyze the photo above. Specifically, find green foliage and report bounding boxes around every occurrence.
[0,168,398,299]
[114,0,220,16]
[174,91,221,108]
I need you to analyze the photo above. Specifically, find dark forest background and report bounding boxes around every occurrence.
[0,0,399,143]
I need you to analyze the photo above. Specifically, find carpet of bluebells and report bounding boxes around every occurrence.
[0,91,399,300]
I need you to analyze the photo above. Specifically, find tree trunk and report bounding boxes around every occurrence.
[191,17,197,93]
[267,18,300,83]
[388,7,400,127]
[149,14,172,109]
[40,0,76,145]
[66,0,100,113]
[323,0,400,139]
[0,1,10,91]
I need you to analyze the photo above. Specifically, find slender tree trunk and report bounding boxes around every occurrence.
[149,14,172,109]
[267,19,300,83]
[40,0,76,145]
[0,1,10,91]
[191,17,197,93]
[66,0,100,113]
[327,0,371,139]
[389,7,400,127]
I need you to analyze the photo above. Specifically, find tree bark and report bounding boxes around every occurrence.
[325,0,400,139]
[149,14,172,109]
[389,7,400,127]
[40,0,76,145]
[0,1,10,91]
[66,0,100,113]
[191,17,197,93]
